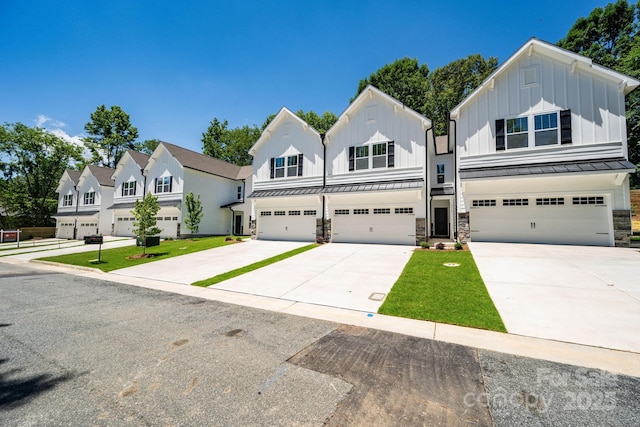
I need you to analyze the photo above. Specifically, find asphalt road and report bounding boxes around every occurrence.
[1,262,638,426]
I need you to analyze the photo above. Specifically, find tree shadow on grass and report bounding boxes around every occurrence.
[0,358,84,409]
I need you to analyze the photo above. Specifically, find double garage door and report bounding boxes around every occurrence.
[257,208,317,241]
[332,206,416,245]
[470,195,611,246]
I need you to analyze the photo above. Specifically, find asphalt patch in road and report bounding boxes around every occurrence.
[288,324,493,426]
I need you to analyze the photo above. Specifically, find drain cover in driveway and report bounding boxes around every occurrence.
[368,292,386,301]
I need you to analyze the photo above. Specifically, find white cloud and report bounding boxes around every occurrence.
[34,114,91,162]
[35,114,66,129]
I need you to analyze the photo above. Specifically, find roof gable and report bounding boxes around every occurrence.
[146,142,246,180]
[77,164,115,188]
[112,149,149,180]
[249,107,321,155]
[325,85,431,139]
[451,38,640,118]
[56,169,81,193]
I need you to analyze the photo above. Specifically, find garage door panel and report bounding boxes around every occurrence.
[470,196,611,246]
[332,207,415,245]
[258,209,316,242]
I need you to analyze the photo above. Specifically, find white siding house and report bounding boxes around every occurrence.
[248,107,324,241]
[53,165,114,239]
[451,38,639,247]
[109,150,150,237]
[141,142,252,238]
[324,86,430,245]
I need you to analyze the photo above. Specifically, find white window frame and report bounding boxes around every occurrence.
[274,157,285,178]
[156,176,171,193]
[62,194,73,206]
[286,155,298,177]
[372,143,387,169]
[83,191,95,205]
[122,181,136,197]
[503,111,561,150]
[355,146,369,170]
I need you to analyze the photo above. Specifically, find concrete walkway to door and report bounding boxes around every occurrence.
[469,242,640,353]
[214,243,415,312]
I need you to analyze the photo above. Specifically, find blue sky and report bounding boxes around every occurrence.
[1,1,607,154]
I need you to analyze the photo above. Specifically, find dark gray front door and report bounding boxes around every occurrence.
[434,208,449,237]
[234,215,243,235]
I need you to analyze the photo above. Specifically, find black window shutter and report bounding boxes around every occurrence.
[154,178,158,193]
[348,146,355,171]
[387,141,395,168]
[495,119,505,151]
[270,158,275,179]
[297,154,303,176]
[169,177,172,192]
[560,109,572,144]
[121,185,125,197]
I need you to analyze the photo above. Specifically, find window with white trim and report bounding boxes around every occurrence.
[288,210,300,216]
[271,154,302,179]
[373,208,390,214]
[395,207,414,214]
[536,197,564,205]
[573,196,604,205]
[334,209,349,215]
[287,156,298,176]
[274,157,285,178]
[274,210,285,216]
[355,146,369,170]
[260,211,272,216]
[122,181,136,196]
[472,200,496,207]
[62,194,73,206]
[436,164,445,184]
[353,208,369,215]
[503,199,529,206]
[83,191,95,205]
[497,110,570,151]
[534,113,558,146]
[155,176,171,193]
[372,143,387,169]
[506,117,528,149]
[304,210,316,216]
[237,186,242,200]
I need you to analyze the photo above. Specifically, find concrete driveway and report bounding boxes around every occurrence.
[469,242,640,353]
[215,243,414,313]
[111,240,309,285]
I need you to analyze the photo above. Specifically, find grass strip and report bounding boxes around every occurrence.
[192,243,318,287]
[378,250,506,332]
[38,236,241,272]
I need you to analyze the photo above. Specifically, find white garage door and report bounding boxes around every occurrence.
[77,221,99,239]
[470,195,611,246]
[258,209,317,241]
[332,206,416,245]
[57,222,75,239]
[115,216,136,237]
[157,215,178,238]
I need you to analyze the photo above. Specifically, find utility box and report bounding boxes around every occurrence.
[136,236,160,247]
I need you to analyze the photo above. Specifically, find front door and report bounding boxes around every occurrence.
[434,207,449,237]
[234,214,243,235]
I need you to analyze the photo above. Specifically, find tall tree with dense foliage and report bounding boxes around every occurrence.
[353,55,497,135]
[0,123,83,227]
[202,118,260,166]
[131,193,162,255]
[558,0,640,187]
[84,105,139,168]
[136,138,161,156]
[184,192,203,235]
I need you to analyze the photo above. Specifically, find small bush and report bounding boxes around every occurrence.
[225,236,233,241]
[164,237,174,241]
[435,242,445,250]
[235,237,242,242]
[419,241,430,249]
[455,241,463,250]
[316,236,324,244]
[631,236,640,241]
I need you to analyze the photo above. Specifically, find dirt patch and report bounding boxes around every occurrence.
[288,325,492,426]
[127,254,155,260]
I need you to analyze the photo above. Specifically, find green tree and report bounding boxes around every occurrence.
[0,123,83,227]
[184,192,203,235]
[426,54,498,135]
[136,138,161,156]
[353,57,430,115]
[558,0,640,187]
[131,193,162,255]
[84,105,139,168]
[202,118,259,166]
[261,110,338,134]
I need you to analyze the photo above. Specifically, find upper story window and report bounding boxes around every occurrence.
[436,164,445,184]
[237,185,242,200]
[155,176,172,193]
[83,191,95,205]
[63,194,73,206]
[122,181,136,197]
[496,110,571,151]
[270,154,303,179]
[349,141,395,171]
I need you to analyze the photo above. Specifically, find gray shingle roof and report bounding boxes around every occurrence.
[87,165,115,187]
[126,149,150,168]
[65,169,81,185]
[161,142,249,180]
[459,158,636,180]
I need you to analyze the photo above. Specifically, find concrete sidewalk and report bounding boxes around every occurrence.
[469,242,640,354]
[3,236,135,260]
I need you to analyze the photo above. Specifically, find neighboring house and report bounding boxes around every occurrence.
[451,38,640,247]
[249,86,437,245]
[248,107,325,241]
[109,149,150,237]
[53,165,114,239]
[114,142,252,238]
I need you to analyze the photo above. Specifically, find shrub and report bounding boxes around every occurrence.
[316,236,324,244]
[225,236,233,241]
[419,241,430,249]
[455,241,464,250]
[435,242,445,250]
[235,237,242,242]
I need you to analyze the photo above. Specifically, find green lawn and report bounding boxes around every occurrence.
[378,250,506,332]
[192,244,318,287]
[38,236,243,272]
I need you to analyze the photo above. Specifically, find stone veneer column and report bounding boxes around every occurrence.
[613,210,631,247]
[415,218,426,246]
[457,212,470,243]
[249,219,257,239]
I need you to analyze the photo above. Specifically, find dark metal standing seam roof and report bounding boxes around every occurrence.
[459,158,636,180]
[248,179,424,199]
[53,210,99,217]
[248,187,324,198]
[108,199,181,210]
